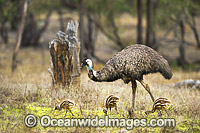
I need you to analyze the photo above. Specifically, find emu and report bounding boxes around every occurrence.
[145,97,171,116]
[103,95,119,115]
[55,99,75,117]
[81,44,172,110]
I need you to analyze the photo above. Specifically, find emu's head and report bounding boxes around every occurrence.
[81,58,93,70]
[103,109,108,115]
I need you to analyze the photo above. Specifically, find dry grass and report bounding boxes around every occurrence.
[0,46,200,132]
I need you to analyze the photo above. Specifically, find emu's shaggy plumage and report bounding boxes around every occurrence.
[88,44,172,83]
[81,44,172,111]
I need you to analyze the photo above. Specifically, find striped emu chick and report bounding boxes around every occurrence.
[55,100,75,117]
[103,95,119,115]
[145,97,171,116]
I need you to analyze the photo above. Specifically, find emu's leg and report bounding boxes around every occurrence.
[139,80,155,102]
[64,109,68,117]
[69,110,74,116]
[158,110,162,116]
[131,80,137,111]
[115,105,118,114]
[164,108,170,117]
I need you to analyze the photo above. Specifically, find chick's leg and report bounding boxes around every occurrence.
[64,109,68,117]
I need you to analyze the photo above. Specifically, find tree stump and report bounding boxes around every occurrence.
[48,21,80,89]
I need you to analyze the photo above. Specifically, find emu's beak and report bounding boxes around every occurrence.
[81,63,85,69]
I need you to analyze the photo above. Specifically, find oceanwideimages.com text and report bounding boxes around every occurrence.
[24,114,176,129]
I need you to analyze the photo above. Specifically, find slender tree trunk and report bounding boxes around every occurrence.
[178,20,187,68]
[0,6,8,44]
[137,0,143,44]
[79,0,85,61]
[189,15,200,48]
[146,0,151,45]
[0,21,8,44]
[145,0,158,50]
[11,0,28,72]
[151,0,159,50]
[87,14,95,56]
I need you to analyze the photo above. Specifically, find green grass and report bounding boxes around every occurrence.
[1,103,199,132]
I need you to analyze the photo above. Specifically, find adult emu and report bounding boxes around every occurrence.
[81,44,172,110]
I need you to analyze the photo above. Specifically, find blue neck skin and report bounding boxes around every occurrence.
[87,65,93,70]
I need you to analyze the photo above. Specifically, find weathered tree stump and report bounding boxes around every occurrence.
[48,21,80,89]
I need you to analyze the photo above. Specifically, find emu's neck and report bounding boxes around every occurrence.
[88,66,118,82]
[88,68,97,80]
[87,65,93,71]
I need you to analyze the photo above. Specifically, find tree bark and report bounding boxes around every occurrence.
[178,20,187,68]
[49,21,80,88]
[11,0,28,72]
[137,0,143,44]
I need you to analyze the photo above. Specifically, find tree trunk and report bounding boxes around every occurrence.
[87,14,95,56]
[137,0,143,44]
[146,0,151,46]
[57,9,65,31]
[189,15,200,48]
[49,21,80,88]
[10,0,23,31]
[11,0,28,72]
[145,0,158,50]
[21,10,52,47]
[79,0,85,61]
[0,4,9,44]
[0,21,8,44]
[178,20,187,68]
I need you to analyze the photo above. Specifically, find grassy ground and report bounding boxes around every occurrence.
[0,12,200,132]
[0,46,200,132]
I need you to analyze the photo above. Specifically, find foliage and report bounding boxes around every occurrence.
[0,0,18,22]
[156,0,200,28]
